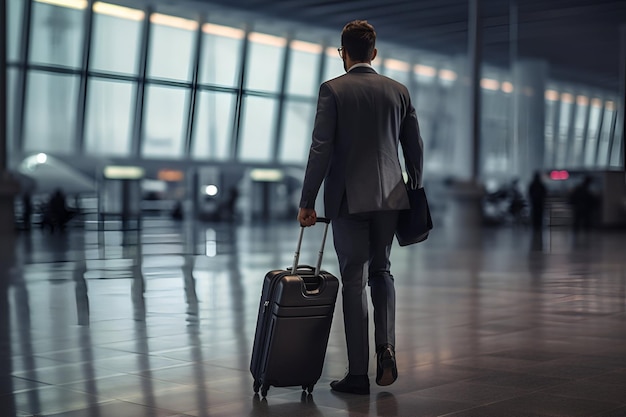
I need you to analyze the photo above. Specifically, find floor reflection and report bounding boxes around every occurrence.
[0,269,16,416]
[250,392,324,416]
[1,220,626,416]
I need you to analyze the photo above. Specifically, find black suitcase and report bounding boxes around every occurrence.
[250,218,339,397]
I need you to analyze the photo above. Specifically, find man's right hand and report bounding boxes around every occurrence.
[298,208,317,227]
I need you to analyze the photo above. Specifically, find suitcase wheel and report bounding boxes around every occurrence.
[261,384,269,397]
[302,384,314,394]
[253,380,261,394]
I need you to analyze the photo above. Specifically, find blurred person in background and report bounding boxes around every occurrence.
[569,175,596,232]
[21,193,33,231]
[528,171,547,230]
[42,188,71,233]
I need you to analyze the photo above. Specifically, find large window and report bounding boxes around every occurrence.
[7,0,24,62]
[596,102,615,165]
[286,40,322,97]
[199,23,245,87]
[23,72,80,153]
[147,13,197,81]
[609,113,623,167]
[279,100,315,164]
[84,79,135,156]
[413,64,437,90]
[245,32,286,92]
[90,3,144,75]
[7,70,18,157]
[555,93,573,167]
[191,91,236,160]
[383,58,411,86]
[413,65,438,114]
[8,0,623,178]
[570,96,588,167]
[141,85,189,158]
[413,65,440,169]
[322,47,344,82]
[29,1,85,68]
[544,96,557,168]
[481,79,511,174]
[238,96,278,161]
[584,99,602,167]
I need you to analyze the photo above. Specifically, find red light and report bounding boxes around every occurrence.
[549,170,569,180]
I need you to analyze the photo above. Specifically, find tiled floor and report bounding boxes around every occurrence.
[1,217,625,417]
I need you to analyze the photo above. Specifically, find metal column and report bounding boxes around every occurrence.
[0,0,6,172]
[616,25,626,170]
[468,0,482,181]
[0,0,20,237]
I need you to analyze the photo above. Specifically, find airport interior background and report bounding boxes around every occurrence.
[1,0,626,416]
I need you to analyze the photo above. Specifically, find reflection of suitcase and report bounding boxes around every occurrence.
[250,218,339,397]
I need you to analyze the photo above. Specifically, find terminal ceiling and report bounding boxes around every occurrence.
[155,0,626,91]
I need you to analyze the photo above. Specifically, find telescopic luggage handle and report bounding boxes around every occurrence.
[292,217,330,276]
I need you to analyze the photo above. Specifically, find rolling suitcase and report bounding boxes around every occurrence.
[250,217,339,397]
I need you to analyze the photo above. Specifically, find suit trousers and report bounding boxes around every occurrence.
[331,209,399,375]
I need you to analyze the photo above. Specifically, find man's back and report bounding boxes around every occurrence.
[310,66,421,217]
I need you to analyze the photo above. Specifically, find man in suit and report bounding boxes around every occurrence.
[298,20,424,395]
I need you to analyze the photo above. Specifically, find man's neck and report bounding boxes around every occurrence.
[347,62,372,72]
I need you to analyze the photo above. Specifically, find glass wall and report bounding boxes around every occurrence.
[286,40,322,97]
[84,79,135,156]
[584,99,603,167]
[245,32,286,93]
[412,63,450,172]
[555,92,574,168]
[279,100,315,164]
[23,72,80,154]
[147,14,197,81]
[481,74,511,175]
[383,58,411,86]
[29,0,85,68]
[192,91,235,160]
[609,111,623,167]
[238,96,278,162]
[544,94,558,169]
[570,95,589,167]
[5,0,623,179]
[322,47,344,81]
[7,70,18,157]
[90,3,144,75]
[199,23,245,87]
[542,88,621,170]
[279,39,322,164]
[141,85,189,158]
[596,101,616,166]
[7,0,24,62]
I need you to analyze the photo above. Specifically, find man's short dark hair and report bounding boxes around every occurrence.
[341,20,376,62]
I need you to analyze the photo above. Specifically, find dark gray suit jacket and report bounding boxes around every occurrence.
[300,66,423,219]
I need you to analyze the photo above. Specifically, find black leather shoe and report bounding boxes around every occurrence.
[376,344,398,386]
[330,373,370,395]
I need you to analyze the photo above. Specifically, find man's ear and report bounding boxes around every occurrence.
[371,48,378,61]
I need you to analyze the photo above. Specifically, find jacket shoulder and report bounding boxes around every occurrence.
[379,74,410,93]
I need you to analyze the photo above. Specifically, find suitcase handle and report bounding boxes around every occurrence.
[291,265,316,273]
[292,217,331,276]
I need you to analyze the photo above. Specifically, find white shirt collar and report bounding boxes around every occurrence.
[347,63,373,72]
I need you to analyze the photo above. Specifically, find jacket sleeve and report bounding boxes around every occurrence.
[299,83,337,209]
[399,99,424,190]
